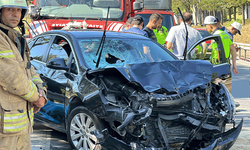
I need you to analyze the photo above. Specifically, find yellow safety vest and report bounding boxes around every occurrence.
[210,41,219,64]
[213,30,232,59]
[153,26,168,45]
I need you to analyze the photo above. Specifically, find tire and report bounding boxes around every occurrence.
[67,106,105,150]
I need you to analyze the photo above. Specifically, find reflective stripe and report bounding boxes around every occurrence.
[0,108,33,133]
[21,81,36,100]
[29,108,34,126]
[0,50,15,58]
[3,121,27,132]
[32,76,43,82]
[4,112,27,122]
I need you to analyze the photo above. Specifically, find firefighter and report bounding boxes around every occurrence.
[0,0,47,149]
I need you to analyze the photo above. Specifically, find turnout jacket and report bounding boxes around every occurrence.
[0,23,45,136]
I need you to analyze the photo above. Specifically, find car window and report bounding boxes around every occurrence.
[47,36,71,65]
[187,37,227,65]
[79,38,175,69]
[30,36,51,61]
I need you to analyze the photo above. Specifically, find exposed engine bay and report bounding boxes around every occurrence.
[82,61,241,150]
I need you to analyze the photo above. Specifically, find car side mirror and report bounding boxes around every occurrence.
[46,58,69,71]
[133,0,143,11]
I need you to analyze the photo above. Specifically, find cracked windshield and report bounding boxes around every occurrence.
[79,38,175,69]
[35,0,123,19]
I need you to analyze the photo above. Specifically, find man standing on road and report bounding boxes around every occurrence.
[216,18,241,56]
[216,18,242,42]
[125,15,148,37]
[204,16,239,75]
[226,22,242,42]
[215,17,232,38]
[166,13,202,59]
[143,12,163,42]
[227,22,242,52]
[0,0,47,149]
[121,17,134,32]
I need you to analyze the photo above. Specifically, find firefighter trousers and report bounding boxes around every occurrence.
[0,133,31,150]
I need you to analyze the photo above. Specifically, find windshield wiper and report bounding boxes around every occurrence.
[95,6,110,68]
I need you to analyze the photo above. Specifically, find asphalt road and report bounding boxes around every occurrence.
[31,59,250,150]
[31,123,71,150]
[229,59,250,150]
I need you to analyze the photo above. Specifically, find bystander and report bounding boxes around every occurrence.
[165,12,202,59]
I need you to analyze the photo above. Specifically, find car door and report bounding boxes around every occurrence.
[186,35,232,92]
[30,34,73,131]
[42,35,74,131]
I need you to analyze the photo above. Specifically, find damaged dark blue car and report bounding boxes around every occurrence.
[28,30,243,150]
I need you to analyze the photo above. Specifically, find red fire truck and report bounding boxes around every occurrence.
[28,0,176,38]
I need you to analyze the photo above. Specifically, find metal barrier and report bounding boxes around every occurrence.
[234,42,250,61]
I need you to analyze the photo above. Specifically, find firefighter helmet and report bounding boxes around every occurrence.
[0,0,28,20]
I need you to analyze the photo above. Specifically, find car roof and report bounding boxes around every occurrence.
[39,29,151,40]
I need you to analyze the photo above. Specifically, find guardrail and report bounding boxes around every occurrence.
[234,42,250,61]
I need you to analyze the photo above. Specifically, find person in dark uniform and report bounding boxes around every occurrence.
[143,12,163,41]
[125,15,148,37]
[121,17,134,32]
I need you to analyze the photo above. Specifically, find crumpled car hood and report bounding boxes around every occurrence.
[92,60,213,94]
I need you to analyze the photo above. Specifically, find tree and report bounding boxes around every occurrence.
[238,0,249,25]
[171,0,249,25]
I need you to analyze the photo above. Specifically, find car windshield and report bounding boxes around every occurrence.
[79,38,175,69]
[35,0,124,20]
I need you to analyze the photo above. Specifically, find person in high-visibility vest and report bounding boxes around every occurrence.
[210,41,220,65]
[153,26,168,45]
[204,16,238,75]
[0,0,47,149]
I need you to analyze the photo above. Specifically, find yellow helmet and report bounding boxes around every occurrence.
[0,0,28,20]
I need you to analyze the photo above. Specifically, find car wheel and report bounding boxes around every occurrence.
[67,106,104,150]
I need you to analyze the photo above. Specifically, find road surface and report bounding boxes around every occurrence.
[230,59,250,150]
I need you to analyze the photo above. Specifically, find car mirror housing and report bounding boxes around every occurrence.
[46,58,69,71]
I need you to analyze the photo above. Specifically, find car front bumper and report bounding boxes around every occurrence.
[96,119,243,150]
[202,119,243,150]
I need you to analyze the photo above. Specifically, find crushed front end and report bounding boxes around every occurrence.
[83,61,243,150]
